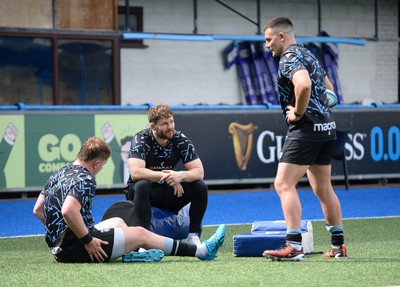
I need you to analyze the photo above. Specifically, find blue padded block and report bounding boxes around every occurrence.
[233,231,286,257]
[251,220,308,232]
[233,220,312,257]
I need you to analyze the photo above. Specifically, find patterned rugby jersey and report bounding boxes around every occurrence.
[127,127,198,183]
[41,165,96,247]
[277,44,336,141]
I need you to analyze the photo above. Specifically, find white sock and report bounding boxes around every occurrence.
[187,233,198,238]
[195,244,207,257]
[288,241,302,251]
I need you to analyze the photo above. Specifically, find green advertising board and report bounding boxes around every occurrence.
[0,115,24,189]
[0,113,148,191]
[25,114,94,187]
[94,114,149,185]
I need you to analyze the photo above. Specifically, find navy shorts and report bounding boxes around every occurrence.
[279,139,334,165]
[51,227,116,263]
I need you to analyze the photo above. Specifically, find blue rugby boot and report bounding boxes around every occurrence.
[199,224,226,261]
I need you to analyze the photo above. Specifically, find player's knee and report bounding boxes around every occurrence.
[127,180,151,201]
[113,217,128,227]
[273,178,288,193]
[127,226,150,242]
[192,180,208,196]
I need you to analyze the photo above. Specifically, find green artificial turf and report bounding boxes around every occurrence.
[1,218,399,286]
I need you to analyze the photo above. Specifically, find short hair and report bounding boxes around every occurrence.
[263,16,294,34]
[77,137,111,162]
[120,136,133,146]
[148,104,173,124]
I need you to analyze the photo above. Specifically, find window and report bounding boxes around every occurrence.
[58,39,114,105]
[118,4,145,48]
[0,36,53,105]
[0,30,120,105]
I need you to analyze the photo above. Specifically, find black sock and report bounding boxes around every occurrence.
[286,233,302,244]
[170,241,197,257]
[331,231,344,246]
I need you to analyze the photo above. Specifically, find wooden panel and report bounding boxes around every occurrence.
[0,0,53,29]
[57,0,117,30]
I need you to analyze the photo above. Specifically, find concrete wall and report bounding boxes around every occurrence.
[120,0,398,105]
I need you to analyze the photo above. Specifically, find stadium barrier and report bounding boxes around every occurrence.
[1,103,399,192]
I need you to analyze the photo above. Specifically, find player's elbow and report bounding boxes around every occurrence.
[129,170,141,182]
[32,206,40,217]
[198,169,205,180]
[193,168,205,181]
[33,207,43,221]
[33,198,45,223]
[61,205,76,221]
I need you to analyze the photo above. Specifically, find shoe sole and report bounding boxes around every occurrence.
[263,254,305,262]
[323,252,348,259]
[122,249,164,263]
[326,255,348,259]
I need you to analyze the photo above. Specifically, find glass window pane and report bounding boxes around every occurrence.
[128,15,138,31]
[118,14,126,31]
[0,36,53,105]
[58,39,113,105]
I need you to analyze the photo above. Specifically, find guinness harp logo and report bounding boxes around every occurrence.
[228,122,257,171]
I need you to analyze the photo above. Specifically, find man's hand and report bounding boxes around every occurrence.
[62,196,109,262]
[171,182,185,197]
[161,170,183,184]
[285,105,302,122]
[84,237,109,262]
[161,170,185,197]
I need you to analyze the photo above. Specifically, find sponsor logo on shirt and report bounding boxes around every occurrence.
[313,121,336,132]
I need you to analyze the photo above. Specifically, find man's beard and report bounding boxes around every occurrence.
[155,129,173,140]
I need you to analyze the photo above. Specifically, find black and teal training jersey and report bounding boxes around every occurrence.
[277,44,336,141]
[41,165,96,247]
[127,127,199,183]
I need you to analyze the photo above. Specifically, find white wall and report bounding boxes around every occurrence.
[121,41,242,105]
[120,0,399,105]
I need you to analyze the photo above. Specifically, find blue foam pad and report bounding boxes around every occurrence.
[251,220,308,232]
[233,220,312,257]
[234,232,286,257]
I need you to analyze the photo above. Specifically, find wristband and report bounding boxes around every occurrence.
[80,233,93,245]
[294,112,303,118]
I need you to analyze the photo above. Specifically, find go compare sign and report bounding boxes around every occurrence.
[25,114,94,187]
[37,134,85,173]
[0,113,148,190]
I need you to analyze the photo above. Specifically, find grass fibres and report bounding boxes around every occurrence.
[1,218,400,287]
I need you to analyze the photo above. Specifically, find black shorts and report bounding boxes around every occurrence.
[51,227,117,263]
[279,139,334,165]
